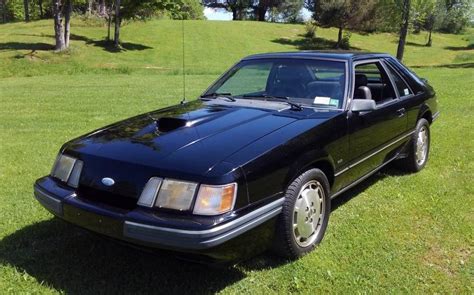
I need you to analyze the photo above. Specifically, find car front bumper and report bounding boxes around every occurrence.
[34,177,283,256]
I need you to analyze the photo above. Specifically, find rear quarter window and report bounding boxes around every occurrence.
[385,58,425,94]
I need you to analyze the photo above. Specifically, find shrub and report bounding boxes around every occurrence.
[304,21,317,40]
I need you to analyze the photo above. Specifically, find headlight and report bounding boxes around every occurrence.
[137,178,237,215]
[193,183,237,216]
[155,179,198,211]
[51,154,83,188]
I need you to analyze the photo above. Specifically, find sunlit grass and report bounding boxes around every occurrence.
[0,19,472,294]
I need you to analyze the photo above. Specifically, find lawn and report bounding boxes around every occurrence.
[0,19,472,294]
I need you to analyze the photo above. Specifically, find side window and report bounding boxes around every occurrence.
[384,63,413,97]
[218,63,272,96]
[354,62,397,105]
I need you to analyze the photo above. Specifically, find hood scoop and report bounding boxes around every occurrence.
[156,117,189,133]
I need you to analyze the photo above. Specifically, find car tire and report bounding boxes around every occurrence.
[273,168,331,259]
[396,118,430,173]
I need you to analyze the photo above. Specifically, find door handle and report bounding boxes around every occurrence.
[396,108,406,117]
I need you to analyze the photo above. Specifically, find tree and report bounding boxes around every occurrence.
[38,0,44,18]
[52,0,72,51]
[170,0,204,20]
[412,0,444,46]
[52,0,66,51]
[202,0,251,20]
[252,0,283,21]
[112,0,176,48]
[396,0,411,61]
[269,0,303,23]
[23,0,29,21]
[438,0,472,33]
[307,0,377,48]
[64,0,72,47]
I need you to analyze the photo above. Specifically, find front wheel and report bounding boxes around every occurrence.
[273,169,331,259]
[396,118,431,172]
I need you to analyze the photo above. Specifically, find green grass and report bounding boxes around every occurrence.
[0,19,473,294]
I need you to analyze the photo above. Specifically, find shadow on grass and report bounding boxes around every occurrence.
[0,166,407,290]
[0,42,54,51]
[411,62,474,69]
[9,33,152,53]
[0,219,244,294]
[444,45,474,51]
[405,41,428,48]
[70,34,152,52]
[272,35,361,51]
[240,165,404,270]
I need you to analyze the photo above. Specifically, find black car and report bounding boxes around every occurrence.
[34,52,439,261]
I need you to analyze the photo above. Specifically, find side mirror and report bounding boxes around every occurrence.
[351,99,376,112]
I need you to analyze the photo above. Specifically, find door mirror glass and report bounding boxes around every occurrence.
[351,99,376,112]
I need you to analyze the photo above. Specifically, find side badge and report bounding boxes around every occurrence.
[101,177,115,187]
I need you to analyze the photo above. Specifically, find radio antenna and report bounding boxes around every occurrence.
[180,19,186,104]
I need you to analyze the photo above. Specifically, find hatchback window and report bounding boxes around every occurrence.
[354,62,396,105]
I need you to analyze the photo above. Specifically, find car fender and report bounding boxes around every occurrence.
[284,150,335,190]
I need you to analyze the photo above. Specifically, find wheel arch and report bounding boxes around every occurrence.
[418,104,433,124]
[285,152,335,191]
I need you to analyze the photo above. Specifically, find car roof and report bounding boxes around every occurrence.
[242,51,392,62]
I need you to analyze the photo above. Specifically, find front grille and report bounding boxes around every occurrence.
[77,186,138,211]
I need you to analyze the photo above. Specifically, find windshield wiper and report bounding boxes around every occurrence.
[200,92,236,102]
[242,94,303,111]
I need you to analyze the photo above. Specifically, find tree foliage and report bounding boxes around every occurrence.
[268,0,304,23]
[307,0,377,47]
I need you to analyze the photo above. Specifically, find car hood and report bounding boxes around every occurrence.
[64,100,320,198]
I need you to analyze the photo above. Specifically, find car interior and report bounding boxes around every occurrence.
[265,63,346,107]
[353,62,397,105]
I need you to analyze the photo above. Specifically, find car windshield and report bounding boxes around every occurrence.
[205,58,347,108]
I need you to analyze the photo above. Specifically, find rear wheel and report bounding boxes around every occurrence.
[396,118,430,172]
[273,169,331,259]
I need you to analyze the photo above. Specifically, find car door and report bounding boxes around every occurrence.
[341,59,408,186]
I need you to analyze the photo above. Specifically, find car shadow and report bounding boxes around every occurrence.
[0,219,244,294]
[240,165,404,271]
[0,167,406,292]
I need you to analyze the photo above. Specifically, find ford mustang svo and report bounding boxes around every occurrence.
[34,51,439,261]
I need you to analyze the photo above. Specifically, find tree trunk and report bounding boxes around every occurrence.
[231,8,237,20]
[23,0,29,22]
[107,15,112,40]
[396,0,411,61]
[99,0,107,16]
[114,0,121,48]
[87,0,92,15]
[426,27,432,47]
[336,26,343,48]
[1,0,7,23]
[38,0,43,18]
[64,0,72,48]
[256,6,266,21]
[53,0,66,51]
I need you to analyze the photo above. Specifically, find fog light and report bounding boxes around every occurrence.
[51,154,77,183]
[137,177,163,208]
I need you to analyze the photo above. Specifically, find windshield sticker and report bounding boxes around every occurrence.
[313,96,331,105]
[329,99,339,106]
[404,88,409,96]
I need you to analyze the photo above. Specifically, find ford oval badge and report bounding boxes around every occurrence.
[101,177,115,187]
